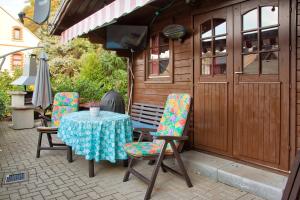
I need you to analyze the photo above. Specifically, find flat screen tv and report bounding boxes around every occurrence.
[106,25,148,51]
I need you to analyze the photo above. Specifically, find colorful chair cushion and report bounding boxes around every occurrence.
[123,142,173,157]
[124,93,191,157]
[51,92,79,127]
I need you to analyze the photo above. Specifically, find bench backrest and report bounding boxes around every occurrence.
[282,150,300,200]
[131,103,164,127]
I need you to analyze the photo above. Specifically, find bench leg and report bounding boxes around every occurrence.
[89,160,94,178]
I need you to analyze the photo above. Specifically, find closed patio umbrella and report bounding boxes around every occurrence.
[32,52,52,110]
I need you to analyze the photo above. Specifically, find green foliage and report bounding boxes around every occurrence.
[21,0,128,108]
[51,49,128,103]
[0,69,23,118]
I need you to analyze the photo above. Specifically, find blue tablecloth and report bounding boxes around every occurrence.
[57,111,133,163]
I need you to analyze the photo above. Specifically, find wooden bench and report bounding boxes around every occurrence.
[130,103,164,134]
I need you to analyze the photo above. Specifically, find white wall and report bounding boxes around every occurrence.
[0,7,40,73]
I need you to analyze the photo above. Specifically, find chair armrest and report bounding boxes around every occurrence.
[133,128,157,134]
[153,135,188,141]
[37,126,58,133]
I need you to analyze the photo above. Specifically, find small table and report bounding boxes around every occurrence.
[57,111,133,177]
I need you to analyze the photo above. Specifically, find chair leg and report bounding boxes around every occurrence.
[67,146,73,163]
[46,133,53,147]
[144,144,168,200]
[36,132,43,158]
[170,141,193,188]
[161,162,167,173]
[123,158,134,182]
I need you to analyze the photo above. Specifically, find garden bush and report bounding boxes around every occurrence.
[51,48,128,104]
[0,69,22,118]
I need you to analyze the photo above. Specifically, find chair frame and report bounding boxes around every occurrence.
[282,150,300,200]
[123,103,193,200]
[36,106,73,162]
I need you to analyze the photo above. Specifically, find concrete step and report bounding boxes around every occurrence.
[181,151,288,200]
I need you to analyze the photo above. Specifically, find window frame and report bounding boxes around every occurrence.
[199,18,228,77]
[12,26,23,41]
[240,4,280,76]
[11,53,23,70]
[144,31,174,84]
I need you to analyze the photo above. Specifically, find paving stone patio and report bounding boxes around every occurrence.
[0,122,264,200]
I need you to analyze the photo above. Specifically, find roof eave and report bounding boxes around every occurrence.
[49,0,72,35]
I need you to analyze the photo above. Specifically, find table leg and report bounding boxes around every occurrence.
[67,146,73,163]
[89,160,94,177]
[123,159,129,167]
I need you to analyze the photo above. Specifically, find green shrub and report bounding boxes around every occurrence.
[0,90,9,119]
[0,69,22,118]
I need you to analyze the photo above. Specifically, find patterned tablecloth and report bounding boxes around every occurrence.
[58,111,133,162]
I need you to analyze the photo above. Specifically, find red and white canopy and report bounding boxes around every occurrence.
[60,0,154,43]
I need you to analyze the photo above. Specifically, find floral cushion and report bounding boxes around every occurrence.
[124,93,191,157]
[153,93,191,150]
[51,92,79,127]
[123,142,173,157]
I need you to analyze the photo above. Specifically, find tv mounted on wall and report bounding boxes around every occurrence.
[106,25,148,51]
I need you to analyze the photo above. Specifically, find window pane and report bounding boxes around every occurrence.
[159,33,169,46]
[242,31,258,53]
[243,9,258,31]
[149,61,159,75]
[243,54,259,74]
[201,38,212,57]
[261,27,279,51]
[261,52,278,74]
[201,57,212,75]
[150,48,159,60]
[201,20,212,38]
[214,36,226,56]
[214,57,226,75]
[14,29,20,40]
[159,60,169,74]
[261,6,278,27]
[214,19,226,36]
[159,46,169,59]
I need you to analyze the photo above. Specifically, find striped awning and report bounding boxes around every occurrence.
[60,0,154,43]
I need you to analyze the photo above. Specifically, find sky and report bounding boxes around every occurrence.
[0,0,29,18]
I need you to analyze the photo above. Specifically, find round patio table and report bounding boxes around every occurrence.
[57,111,133,177]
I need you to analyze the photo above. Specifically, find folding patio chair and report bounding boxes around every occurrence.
[123,93,193,200]
[36,92,79,161]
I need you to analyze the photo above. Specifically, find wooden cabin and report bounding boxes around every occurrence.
[51,0,298,172]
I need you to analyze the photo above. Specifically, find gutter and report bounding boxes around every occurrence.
[49,0,72,35]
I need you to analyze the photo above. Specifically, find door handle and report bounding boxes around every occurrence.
[235,71,243,74]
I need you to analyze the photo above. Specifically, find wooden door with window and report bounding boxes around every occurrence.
[194,7,234,156]
[233,0,289,170]
[194,0,290,170]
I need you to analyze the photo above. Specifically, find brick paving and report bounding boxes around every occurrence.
[0,122,264,200]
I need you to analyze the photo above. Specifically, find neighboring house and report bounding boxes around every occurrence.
[51,0,296,173]
[0,7,40,73]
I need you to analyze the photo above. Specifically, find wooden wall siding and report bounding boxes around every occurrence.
[297,0,300,151]
[132,13,193,106]
[234,83,281,165]
[194,83,228,152]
